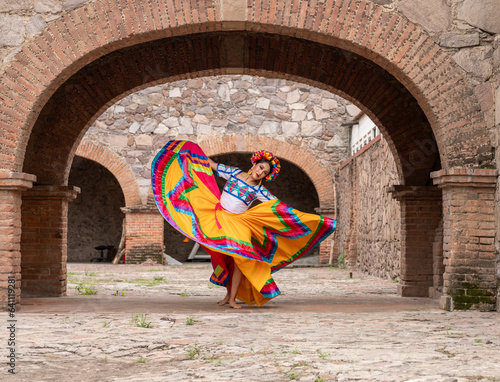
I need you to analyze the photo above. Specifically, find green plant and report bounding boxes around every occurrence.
[316,349,329,359]
[315,377,325,382]
[75,283,98,295]
[187,343,201,359]
[205,356,221,364]
[288,372,300,380]
[130,314,153,328]
[293,361,309,367]
[337,252,345,268]
[474,339,484,343]
[142,276,165,286]
[136,357,148,363]
[103,321,111,327]
[274,352,288,358]
[436,348,456,358]
[85,271,98,277]
[185,315,197,325]
[180,290,190,296]
[114,290,126,296]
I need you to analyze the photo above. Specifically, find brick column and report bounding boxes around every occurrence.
[389,186,442,298]
[315,206,336,265]
[21,186,80,297]
[122,206,164,264]
[431,169,497,311]
[0,172,36,307]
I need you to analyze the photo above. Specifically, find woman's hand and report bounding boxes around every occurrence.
[208,158,218,171]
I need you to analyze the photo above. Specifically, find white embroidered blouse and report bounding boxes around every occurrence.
[216,164,276,214]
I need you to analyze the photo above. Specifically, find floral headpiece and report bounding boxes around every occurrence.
[251,150,281,182]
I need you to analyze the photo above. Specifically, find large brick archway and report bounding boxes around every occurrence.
[0,0,495,309]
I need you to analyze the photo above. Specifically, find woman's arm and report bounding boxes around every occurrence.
[208,158,218,171]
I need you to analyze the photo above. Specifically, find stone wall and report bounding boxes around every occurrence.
[336,135,401,280]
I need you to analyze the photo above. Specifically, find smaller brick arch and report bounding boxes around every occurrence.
[199,136,335,208]
[75,140,141,207]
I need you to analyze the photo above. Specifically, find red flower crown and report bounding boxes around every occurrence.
[251,150,281,182]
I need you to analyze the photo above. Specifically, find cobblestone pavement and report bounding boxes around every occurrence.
[3,263,500,382]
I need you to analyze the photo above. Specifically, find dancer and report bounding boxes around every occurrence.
[151,140,336,308]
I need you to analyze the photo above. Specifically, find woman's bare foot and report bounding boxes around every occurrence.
[218,294,230,306]
[229,299,241,309]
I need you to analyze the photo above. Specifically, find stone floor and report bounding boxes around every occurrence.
[4,262,500,381]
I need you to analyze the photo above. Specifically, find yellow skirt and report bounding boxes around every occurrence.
[152,140,336,306]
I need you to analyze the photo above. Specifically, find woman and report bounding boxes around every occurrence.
[151,140,336,308]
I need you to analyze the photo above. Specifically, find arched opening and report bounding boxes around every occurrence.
[68,156,125,262]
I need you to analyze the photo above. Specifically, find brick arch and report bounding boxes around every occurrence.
[0,0,491,187]
[75,140,141,207]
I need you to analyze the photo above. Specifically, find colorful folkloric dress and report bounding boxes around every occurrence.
[151,140,337,306]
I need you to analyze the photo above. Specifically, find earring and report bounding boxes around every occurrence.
[248,169,252,175]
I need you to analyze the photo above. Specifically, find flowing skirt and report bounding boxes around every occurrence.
[151,140,337,306]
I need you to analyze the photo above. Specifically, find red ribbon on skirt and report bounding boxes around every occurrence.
[214,202,223,229]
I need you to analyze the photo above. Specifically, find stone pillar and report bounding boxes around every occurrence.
[21,186,80,297]
[315,206,336,265]
[0,172,36,307]
[122,206,164,264]
[389,186,442,298]
[431,169,497,311]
